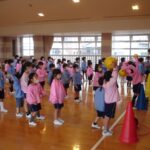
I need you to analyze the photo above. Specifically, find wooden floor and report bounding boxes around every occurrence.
[0,81,150,150]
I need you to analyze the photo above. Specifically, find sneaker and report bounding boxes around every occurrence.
[1,108,8,113]
[53,120,63,126]
[26,114,31,119]
[36,115,45,120]
[29,122,37,127]
[16,113,23,118]
[102,130,113,136]
[58,118,64,124]
[75,99,81,103]
[91,123,100,129]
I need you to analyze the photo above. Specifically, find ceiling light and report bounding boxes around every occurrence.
[72,0,80,3]
[38,13,45,17]
[132,4,139,10]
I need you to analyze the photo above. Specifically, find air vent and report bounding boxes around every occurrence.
[25,17,90,24]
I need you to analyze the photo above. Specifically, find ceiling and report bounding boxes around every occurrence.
[0,0,150,36]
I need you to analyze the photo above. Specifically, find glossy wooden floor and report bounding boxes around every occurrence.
[0,80,150,150]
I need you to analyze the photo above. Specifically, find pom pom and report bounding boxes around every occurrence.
[119,69,127,77]
[104,57,117,70]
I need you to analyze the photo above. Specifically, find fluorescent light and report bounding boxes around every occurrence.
[72,0,80,3]
[38,13,45,17]
[132,4,139,10]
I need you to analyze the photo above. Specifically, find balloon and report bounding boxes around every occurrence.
[119,69,127,77]
[133,54,139,58]
[104,57,117,70]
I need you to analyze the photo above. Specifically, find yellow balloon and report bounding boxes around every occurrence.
[104,57,117,70]
[119,69,127,77]
[133,54,139,58]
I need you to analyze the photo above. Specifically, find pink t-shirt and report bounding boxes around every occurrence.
[16,63,22,73]
[26,83,43,105]
[36,68,47,82]
[49,79,66,104]
[93,72,104,87]
[87,67,93,77]
[20,72,28,93]
[103,69,120,104]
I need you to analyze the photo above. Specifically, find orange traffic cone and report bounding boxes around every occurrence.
[119,101,138,144]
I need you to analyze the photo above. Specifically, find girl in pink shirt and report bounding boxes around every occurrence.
[49,69,66,126]
[16,59,22,74]
[102,65,120,136]
[87,61,93,86]
[20,62,33,118]
[36,62,47,88]
[27,73,45,127]
[93,64,104,91]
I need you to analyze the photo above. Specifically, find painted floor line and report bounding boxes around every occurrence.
[91,110,126,150]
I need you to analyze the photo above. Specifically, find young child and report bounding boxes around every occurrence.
[57,59,62,70]
[36,61,47,88]
[92,77,105,129]
[21,62,33,118]
[13,73,24,118]
[0,64,8,113]
[102,65,119,136]
[93,64,104,91]
[87,61,93,86]
[49,69,66,126]
[73,64,82,103]
[61,63,70,97]
[48,63,55,86]
[27,73,45,127]
[16,59,22,74]
[81,57,87,81]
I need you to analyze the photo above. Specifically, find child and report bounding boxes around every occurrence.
[87,61,93,86]
[21,61,32,118]
[13,73,24,118]
[16,59,22,74]
[103,65,119,136]
[61,63,70,97]
[27,73,45,127]
[73,64,82,103]
[57,59,62,70]
[36,61,47,88]
[48,63,55,86]
[92,77,105,129]
[0,64,8,113]
[93,64,104,91]
[81,57,87,81]
[49,69,66,126]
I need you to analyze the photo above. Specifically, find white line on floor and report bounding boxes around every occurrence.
[91,110,126,150]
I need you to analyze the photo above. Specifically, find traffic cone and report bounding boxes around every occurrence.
[136,84,148,110]
[119,102,138,144]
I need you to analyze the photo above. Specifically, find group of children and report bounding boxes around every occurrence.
[0,54,149,137]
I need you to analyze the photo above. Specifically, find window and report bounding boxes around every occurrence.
[22,37,34,56]
[50,35,101,56]
[112,35,149,56]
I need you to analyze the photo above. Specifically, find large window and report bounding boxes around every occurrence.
[50,35,101,56]
[112,35,150,56]
[22,37,34,56]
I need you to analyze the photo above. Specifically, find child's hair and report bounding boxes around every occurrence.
[28,72,36,85]
[146,56,150,60]
[98,77,104,91]
[95,64,99,72]
[63,63,68,69]
[17,59,21,64]
[49,63,55,69]
[40,56,45,60]
[62,58,66,63]
[73,64,79,69]
[57,59,61,64]
[128,61,136,67]
[38,61,44,68]
[82,57,86,61]
[104,71,112,82]
[88,60,92,67]
[102,57,106,62]
[53,69,61,78]
[76,57,80,62]
[121,57,125,63]
[7,59,13,65]
[21,61,32,75]
[138,57,144,63]
[4,60,8,64]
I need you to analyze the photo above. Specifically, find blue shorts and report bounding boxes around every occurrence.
[16,98,24,107]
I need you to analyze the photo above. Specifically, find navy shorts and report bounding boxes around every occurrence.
[63,83,69,89]
[96,110,105,118]
[0,89,5,99]
[29,103,41,112]
[133,83,141,94]
[105,102,116,118]
[88,74,93,81]
[74,84,81,92]
[16,98,24,107]
[54,103,64,110]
